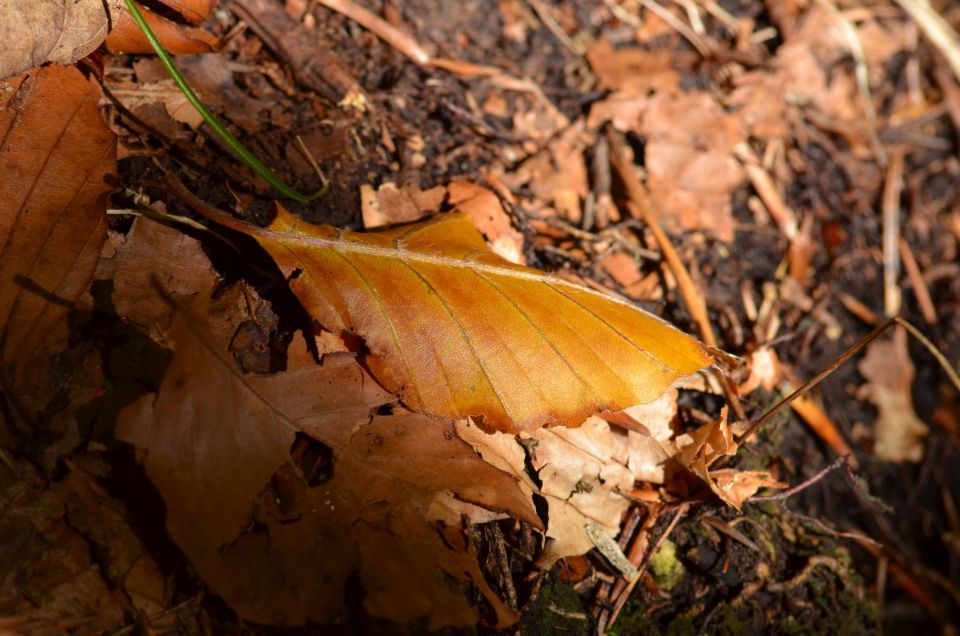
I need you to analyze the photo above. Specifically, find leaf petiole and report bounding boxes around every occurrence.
[119,0,325,203]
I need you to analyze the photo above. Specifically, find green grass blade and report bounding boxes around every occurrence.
[120,0,325,203]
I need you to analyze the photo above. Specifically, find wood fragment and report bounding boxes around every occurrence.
[608,131,718,349]
[734,142,798,239]
[895,0,960,83]
[314,0,431,65]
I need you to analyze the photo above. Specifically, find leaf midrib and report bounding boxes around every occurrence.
[262,225,657,315]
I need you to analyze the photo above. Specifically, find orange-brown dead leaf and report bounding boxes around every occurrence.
[117,288,535,627]
[0,66,114,423]
[202,207,712,433]
[106,1,219,55]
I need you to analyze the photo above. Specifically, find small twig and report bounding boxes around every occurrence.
[606,503,689,630]
[637,0,712,58]
[527,0,586,56]
[747,456,848,503]
[895,317,960,394]
[734,142,798,240]
[895,0,960,83]
[485,523,518,609]
[881,149,905,317]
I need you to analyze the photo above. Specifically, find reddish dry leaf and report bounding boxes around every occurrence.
[588,90,745,241]
[675,409,784,508]
[158,0,217,23]
[508,124,590,223]
[201,207,712,433]
[446,180,525,265]
[0,66,114,422]
[118,289,534,627]
[0,0,217,79]
[641,92,745,242]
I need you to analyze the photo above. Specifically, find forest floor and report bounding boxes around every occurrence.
[3,0,960,634]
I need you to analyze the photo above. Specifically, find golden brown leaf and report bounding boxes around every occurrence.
[118,288,535,627]
[208,207,712,433]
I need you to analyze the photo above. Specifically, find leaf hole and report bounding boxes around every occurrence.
[290,432,334,487]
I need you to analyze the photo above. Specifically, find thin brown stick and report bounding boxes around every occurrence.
[738,318,897,444]
[734,142,798,239]
[747,455,849,503]
[896,317,960,393]
[606,503,690,629]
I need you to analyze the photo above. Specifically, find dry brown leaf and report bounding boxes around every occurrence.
[0,0,217,79]
[641,92,745,242]
[0,0,123,79]
[457,414,663,569]
[94,216,217,343]
[589,90,745,240]
[118,289,534,627]
[0,461,150,632]
[857,327,929,462]
[507,124,590,223]
[360,182,446,228]
[198,206,712,434]
[707,469,787,509]
[728,5,860,140]
[675,410,786,508]
[738,347,784,395]
[0,66,114,425]
[587,36,681,94]
[446,180,525,265]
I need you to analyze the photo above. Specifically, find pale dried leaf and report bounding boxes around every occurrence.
[0,0,123,79]
[858,327,929,462]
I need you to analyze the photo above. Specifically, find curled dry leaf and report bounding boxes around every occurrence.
[0,66,114,422]
[200,207,712,434]
[676,409,785,508]
[857,326,929,462]
[118,287,536,627]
